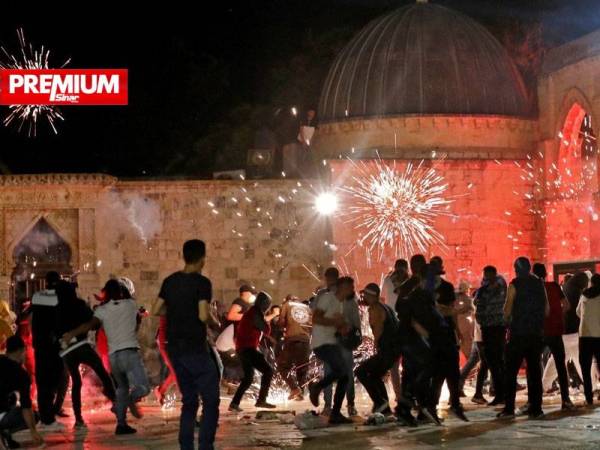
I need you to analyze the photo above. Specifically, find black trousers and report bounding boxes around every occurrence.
[277,339,311,392]
[544,335,571,403]
[432,337,461,409]
[356,352,395,411]
[398,336,433,412]
[480,326,506,401]
[33,344,62,424]
[579,337,600,404]
[63,344,116,421]
[231,348,273,405]
[505,335,543,414]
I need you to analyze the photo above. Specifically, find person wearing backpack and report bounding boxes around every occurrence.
[355,283,401,416]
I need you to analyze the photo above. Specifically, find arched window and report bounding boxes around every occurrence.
[10,218,72,310]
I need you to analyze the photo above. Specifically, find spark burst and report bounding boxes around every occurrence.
[339,158,453,263]
[0,29,70,136]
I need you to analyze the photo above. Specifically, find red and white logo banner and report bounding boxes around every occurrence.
[0,69,128,105]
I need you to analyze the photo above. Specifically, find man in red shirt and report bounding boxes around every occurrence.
[229,292,276,412]
[533,263,575,411]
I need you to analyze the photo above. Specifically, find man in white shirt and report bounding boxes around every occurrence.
[308,277,355,425]
[62,279,149,435]
[380,259,408,409]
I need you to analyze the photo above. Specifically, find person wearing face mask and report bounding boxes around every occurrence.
[229,292,276,412]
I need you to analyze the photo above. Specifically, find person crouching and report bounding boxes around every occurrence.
[356,283,401,416]
[229,292,276,411]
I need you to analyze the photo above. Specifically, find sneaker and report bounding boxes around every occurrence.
[39,421,66,432]
[544,385,559,395]
[347,405,358,417]
[129,401,143,419]
[516,403,530,416]
[328,412,353,425]
[562,400,576,411]
[380,407,394,417]
[373,402,390,414]
[255,401,276,409]
[308,383,320,408]
[228,403,243,412]
[487,398,505,407]
[55,409,69,418]
[115,424,137,435]
[73,420,87,430]
[449,405,469,422]
[396,409,418,427]
[496,409,515,419]
[528,410,545,420]
[471,396,487,405]
[421,407,443,426]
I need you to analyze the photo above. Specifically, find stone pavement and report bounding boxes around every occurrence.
[11,385,600,449]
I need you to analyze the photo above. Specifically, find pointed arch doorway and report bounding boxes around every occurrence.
[10,217,73,310]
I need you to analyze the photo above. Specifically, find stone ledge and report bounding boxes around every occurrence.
[0,173,118,186]
[317,115,538,135]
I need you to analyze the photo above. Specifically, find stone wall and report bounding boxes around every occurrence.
[328,159,540,290]
[0,175,331,309]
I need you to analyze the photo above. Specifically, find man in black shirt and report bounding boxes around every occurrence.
[152,239,220,450]
[428,258,468,422]
[226,285,256,337]
[0,336,43,449]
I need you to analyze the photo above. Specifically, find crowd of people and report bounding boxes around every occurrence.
[1,238,600,450]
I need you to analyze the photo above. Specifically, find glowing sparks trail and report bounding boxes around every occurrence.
[0,29,70,136]
[339,159,453,262]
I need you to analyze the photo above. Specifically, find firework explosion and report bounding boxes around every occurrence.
[0,28,70,136]
[339,158,453,263]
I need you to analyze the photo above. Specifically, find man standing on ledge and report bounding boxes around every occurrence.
[152,239,220,450]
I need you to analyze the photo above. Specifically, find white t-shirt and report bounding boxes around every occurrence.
[381,274,396,309]
[94,298,140,354]
[311,292,343,349]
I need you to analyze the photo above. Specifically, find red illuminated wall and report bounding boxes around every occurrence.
[329,159,540,290]
[543,103,600,266]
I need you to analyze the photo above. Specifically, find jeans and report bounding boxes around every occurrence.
[505,335,544,414]
[459,341,488,397]
[313,344,349,414]
[323,345,354,408]
[169,348,220,450]
[542,333,600,390]
[579,337,600,404]
[33,344,62,424]
[543,335,571,403]
[231,348,274,405]
[356,352,395,411]
[277,339,311,392]
[481,326,506,401]
[109,348,150,426]
[63,344,116,422]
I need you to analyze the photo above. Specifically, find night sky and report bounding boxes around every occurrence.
[1,0,600,178]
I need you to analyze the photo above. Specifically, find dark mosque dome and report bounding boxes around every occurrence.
[318,1,531,122]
